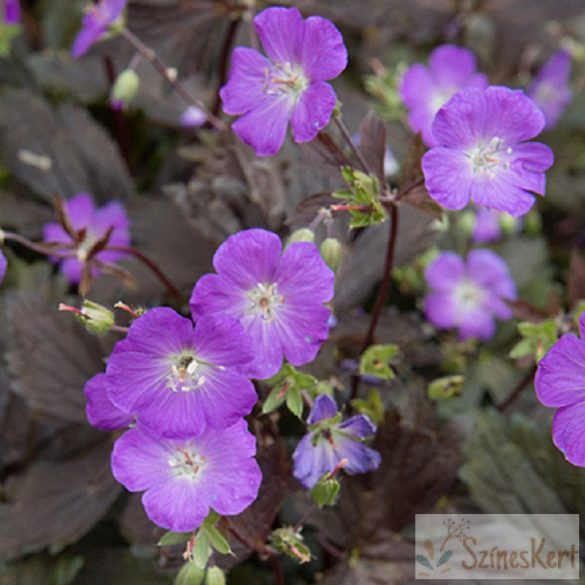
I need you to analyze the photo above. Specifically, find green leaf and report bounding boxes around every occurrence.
[509,320,557,363]
[311,477,341,507]
[285,386,303,419]
[427,375,464,401]
[158,531,193,547]
[175,561,205,585]
[202,524,232,556]
[350,389,385,425]
[262,364,317,417]
[359,344,399,380]
[333,166,386,228]
[192,532,211,570]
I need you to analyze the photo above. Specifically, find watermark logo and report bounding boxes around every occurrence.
[415,514,579,580]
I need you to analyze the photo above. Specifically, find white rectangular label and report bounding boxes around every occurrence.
[415,514,579,580]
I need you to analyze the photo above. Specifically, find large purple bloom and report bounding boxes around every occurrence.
[0,250,6,284]
[292,395,381,488]
[84,373,133,432]
[422,86,554,217]
[220,6,348,157]
[3,0,20,24]
[43,193,130,285]
[72,0,126,58]
[424,249,517,341]
[106,308,257,438]
[535,314,585,467]
[399,44,488,147]
[190,228,335,380]
[111,420,262,531]
[528,50,572,130]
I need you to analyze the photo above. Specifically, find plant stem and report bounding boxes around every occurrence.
[212,18,240,116]
[333,116,372,175]
[270,555,285,585]
[120,28,226,131]
[496,365,537,412]
[351,205,399,400]
[2,231,72,258]
[107,245,182,300]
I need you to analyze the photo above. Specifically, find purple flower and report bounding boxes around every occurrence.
[472,208,502,243]
[190,228,335,380]
[528,50,572,130]
[422,86,554,217]
[43,193,130,285]
[84,373,133,431]
[220,6,348,157]
[106,307,257,438]
[292,395,381,488]
[72,0,126,58]
[3,0,20,24]
[180,106,207,128]
[0,250,6,284]
[424,249,517,341]
[399,44,488,146]
[111,420,262,531]
[535,314,585,466]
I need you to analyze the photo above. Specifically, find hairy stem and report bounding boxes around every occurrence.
[107,245,182,300]
[120,28,226,131]
[212,18,240,116]
[333,116,372,175]
[496,365,537,412]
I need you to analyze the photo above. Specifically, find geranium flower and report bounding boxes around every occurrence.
[528,50,572,130]
[42,193,130,285]
[190,228,335,380]
[72,0,126,58]
[422,86,554,216]
[292,394,381,488]
[220,6,348,156]
[3,0,20,24]
[84,373,133,432]
[111,420,262,531]
[106,308,257,438]
[0,249,6,284]
[535,314,585,466]
[399,44,488,146]
[424,249,517,341]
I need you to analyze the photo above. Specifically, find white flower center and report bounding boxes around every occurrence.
[247,282,284,322]
[430,88,456,116]
[168,447,206,480]
[454,278,485,313]
[167,352,207,393]
[264,62,309,98]
[467,136,512,179]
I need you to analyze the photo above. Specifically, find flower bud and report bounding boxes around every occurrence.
[286,228,315,247]
[499,213,519,236]
[458,210,476,236]
[524,211,542,235]
[61,300,115,337]
[311,476,340,507]
[110,69,140,111]
[204,567,226,585]
[270,527,312,564]
[320,237,342,271]
[175,561,205,585]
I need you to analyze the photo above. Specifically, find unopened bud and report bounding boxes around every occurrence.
[499,213,518,236]
[204,567,226,585]
[311,476,341,507]
[111,69,140,111]
[180,105,207,128]
[524,211,542,235]
[286,228,315,247]
[458,210,476,236]
[320,237,342,271]
[60,300,115,336]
